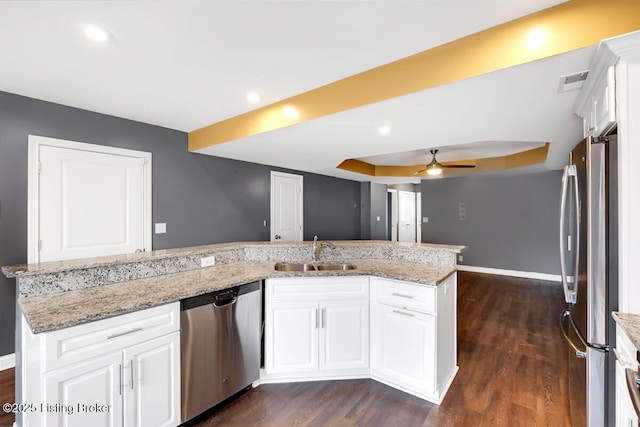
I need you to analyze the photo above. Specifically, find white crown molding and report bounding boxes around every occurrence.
[574,30,640,116]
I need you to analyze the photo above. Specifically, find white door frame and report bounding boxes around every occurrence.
[27,135,153,263]
[387,189,398,241]
[270,171,303,241]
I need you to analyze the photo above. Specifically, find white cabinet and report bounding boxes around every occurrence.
[320,300,369,371]
[20,303,181,427]
[370,302,436,394]
[267,301,319,374]
[577,65,616,138]
[370,274,457,403]
[615,325,639,427]
[263,274,457,405]
[123,333,180,427]
[264,277,369,378]
[43,352,123,427]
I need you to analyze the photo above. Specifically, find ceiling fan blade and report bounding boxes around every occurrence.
[412,168,427,175]
[441,164,476,168]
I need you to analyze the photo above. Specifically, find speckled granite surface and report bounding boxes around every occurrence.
[613,312,640,350]
[20,259,456,333]
[3,241,464,298]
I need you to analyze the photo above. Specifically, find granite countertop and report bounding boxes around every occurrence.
[2,240,465,278]
[613,312,640,350]
[20,259,456,334]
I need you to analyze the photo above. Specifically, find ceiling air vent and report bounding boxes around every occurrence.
[558,70,589,93]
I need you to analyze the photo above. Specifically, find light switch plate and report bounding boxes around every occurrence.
[155,223,166,234]
[422,217,429,223]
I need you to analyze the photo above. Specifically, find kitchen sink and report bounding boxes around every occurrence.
[274,262,317,272]
[274,262,357,271]
[315,263,357,271]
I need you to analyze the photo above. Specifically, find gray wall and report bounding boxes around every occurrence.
[370,183,387,240]
[359,182,387,239]
[0,91,361,356]
[421,171,562,274]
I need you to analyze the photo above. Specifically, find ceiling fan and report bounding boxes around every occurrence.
[414,149,476,176]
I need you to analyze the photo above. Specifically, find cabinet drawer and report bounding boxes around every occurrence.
[370,277,436,314]
[266,277,369,302]
[42,302,179,371]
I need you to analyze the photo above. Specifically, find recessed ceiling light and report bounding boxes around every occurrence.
[378,126,391,135]
[283,105,300,120]
[246,92,260,103]
[526,27,547,50]
[84,25,110,43]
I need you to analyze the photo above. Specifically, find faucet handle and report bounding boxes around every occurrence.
[313,235,318,242]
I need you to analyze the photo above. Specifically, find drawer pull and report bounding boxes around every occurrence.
[107,327,142,340]
[391,293,414,299]
[393,310,415,317]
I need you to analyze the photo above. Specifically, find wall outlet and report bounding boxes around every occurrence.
[422,217,429,223]
[458,255,464,263]
[376,216,381,222]
[200,256,216,268]
[154,223,166,234]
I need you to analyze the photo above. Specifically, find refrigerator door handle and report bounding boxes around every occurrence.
[559,165,577,304]
[560,310,586,358]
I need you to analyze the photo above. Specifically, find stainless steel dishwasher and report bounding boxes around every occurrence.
[180,281,261,423]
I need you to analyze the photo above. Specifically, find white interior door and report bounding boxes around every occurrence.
[270,171,303,241]
[28,135,152,263]
[388,189,398,242]
[398,190,416,242]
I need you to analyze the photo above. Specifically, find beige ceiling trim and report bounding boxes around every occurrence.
[189,0,640,152]
[337,144,550,177]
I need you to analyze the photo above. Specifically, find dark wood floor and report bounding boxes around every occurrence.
[0,272,571,427]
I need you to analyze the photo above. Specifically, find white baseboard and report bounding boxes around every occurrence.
[0,353,15,371]
[457,265,561,282]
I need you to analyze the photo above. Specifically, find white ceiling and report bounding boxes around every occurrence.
[0,0,592,184]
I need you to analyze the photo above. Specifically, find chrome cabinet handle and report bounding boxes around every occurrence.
[107,327,142,340]
[315,308,319,329]
[130,359,134,390]
[118,364,122,395]
[391,293,414,299]
[322,308,325,328]
[393,310,415,317]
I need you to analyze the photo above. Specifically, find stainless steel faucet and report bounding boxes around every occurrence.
[312,235,335,261]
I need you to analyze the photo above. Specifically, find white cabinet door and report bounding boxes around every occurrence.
[265,301,318,374]
[43,352,124,427]
[320,300,369,371]
[593,66,616,137]
[371,302,436,394]
[123,332,180,427]
[615,359,639,427]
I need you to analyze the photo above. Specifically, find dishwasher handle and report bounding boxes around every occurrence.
[213,297,237,308]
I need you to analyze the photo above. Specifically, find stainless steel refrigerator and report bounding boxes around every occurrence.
[559,135,618,427]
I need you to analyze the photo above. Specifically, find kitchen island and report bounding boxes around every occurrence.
[3,240,464,427]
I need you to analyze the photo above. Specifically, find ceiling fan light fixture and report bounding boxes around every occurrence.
[426,164,442,176]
